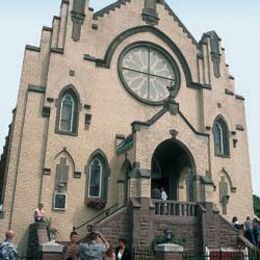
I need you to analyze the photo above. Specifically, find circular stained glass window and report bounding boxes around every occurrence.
[118,43,180,105]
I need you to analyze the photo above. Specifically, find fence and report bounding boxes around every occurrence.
[153,200,197,216]
[132,248,260,260]
[16,248,260,259]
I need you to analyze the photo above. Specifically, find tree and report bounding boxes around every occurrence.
[253,194,260,218]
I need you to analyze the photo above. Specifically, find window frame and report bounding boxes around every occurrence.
[53,192,67,211]
[59,93,75,132]
[55,86,80,137]
[213,116,230,158]
[85,150,110,206]
[88,157,103,199]
[118,42,181,106]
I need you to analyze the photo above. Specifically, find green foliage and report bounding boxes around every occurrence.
[45,217,58,240]
[253,194,260,218]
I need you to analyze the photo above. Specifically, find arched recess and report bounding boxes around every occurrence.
[96,26,201,88]
[119,159,132,205]
[85,149,110,205]
[151,138,196,202]
[55,84,81,136]
[218,168,236,214]
[53,149,75,192]
[213,115,230,157]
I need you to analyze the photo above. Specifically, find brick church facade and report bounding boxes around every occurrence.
[0,0,254,254]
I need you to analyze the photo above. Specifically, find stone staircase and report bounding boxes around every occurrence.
[74,199,252,254]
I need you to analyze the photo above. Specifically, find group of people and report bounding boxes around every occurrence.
[232,216,260,248]
[0,229,131,260]
[63,231,131,260]
[152,186,168,200]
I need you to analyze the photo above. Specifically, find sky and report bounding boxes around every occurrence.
[0,0,259,195]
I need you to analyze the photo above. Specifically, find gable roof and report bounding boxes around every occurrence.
[92,0,198,47]
[93,0,130,20]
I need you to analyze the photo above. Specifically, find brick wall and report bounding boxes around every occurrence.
[198,202,238,250]
[92,200,240,254]
[94,206,132,248]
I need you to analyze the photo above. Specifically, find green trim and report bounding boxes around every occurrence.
[84,54,98,62]
[28,85,46,94]
[235,95,245,101]
[53,16,61,21]
[43,26,53,32]
[225,89,234,96]
[117,136,134,155]
[84,25,204,90]
[42,107,51,118]
[131,101,209,138]
[26,45,40,52]
[51,48,64,54]
[179,111,209,137]
[200,176,214,186]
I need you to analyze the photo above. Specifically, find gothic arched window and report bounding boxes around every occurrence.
[213,117,229,156]
[59,93,75,132]
[88,158,103,198]
[56,87,79,135]
[86,151,109,205]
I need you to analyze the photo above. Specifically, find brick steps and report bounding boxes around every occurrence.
[75,200,252,254]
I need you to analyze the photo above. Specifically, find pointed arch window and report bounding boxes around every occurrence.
[86,151,109,207]
[56,87,79,136]
[59,94,75,132]
[213,117,230,157]
[88,158,103,198]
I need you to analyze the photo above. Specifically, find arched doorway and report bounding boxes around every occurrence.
[151,139,196,202]
[118,160,132,205]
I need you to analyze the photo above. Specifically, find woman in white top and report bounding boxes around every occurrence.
[34,203,45,222]
[160,187,168,201]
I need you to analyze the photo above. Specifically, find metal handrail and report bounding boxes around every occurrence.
[73,203,119,231]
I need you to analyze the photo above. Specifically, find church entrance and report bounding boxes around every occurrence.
[151,139,196,202]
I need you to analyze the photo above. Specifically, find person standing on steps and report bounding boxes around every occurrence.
[160,187,168,215]
[244,216,256,245]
